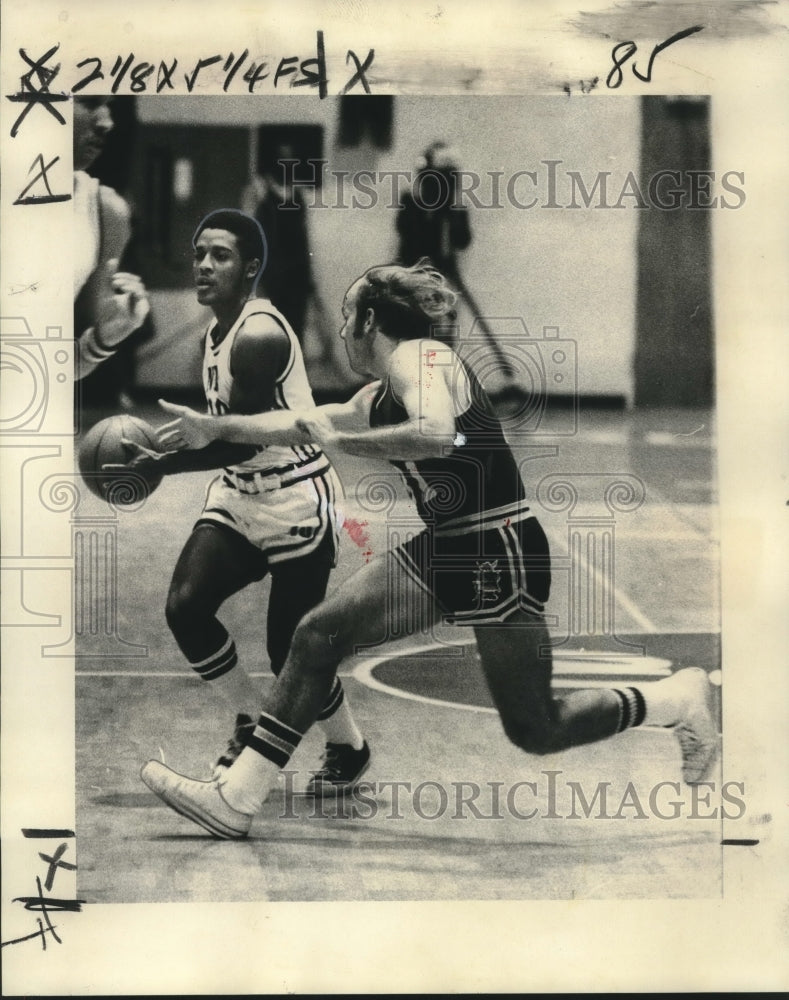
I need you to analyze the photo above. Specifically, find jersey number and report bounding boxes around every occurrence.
[206,365,230,416]
[208,398,231,416]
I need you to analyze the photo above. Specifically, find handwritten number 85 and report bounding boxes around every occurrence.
[607,26,704,89]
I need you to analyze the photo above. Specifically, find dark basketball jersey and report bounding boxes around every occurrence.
[369,359,527,528]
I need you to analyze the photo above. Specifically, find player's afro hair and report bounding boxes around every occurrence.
[192,209,268,279]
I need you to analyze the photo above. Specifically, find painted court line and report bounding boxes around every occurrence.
[576,430,714,449]
[612,531,718,544]
[545,526,659,634]
[75,669,357,678]
[349,647,674,731]
[637,489,717,541]
[643,431,713,448]
[75,641,674,681]
[76,638,717,738]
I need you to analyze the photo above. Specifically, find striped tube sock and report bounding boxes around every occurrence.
[220,712,303,814]
[612,687,647,733]
[188,634,259,718]
[317,678,365,750]
[190,634,238,681]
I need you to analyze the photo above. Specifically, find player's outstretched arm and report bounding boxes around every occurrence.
[157,381,380,450]
[126,313,296,473]
[101,433,260,478]
[321,340,457,460]
[157,400,314,450]
[76,259,151,380]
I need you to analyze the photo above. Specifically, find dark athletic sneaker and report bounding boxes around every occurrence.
[305,741,371,797]
[212,713,255,779]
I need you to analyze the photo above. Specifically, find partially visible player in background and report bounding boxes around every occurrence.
[111,209,370,794]
[73,96,150,381]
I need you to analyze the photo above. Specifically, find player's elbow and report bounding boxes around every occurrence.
[413,418,457,457]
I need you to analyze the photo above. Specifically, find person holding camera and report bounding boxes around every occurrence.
[396,141,471,286]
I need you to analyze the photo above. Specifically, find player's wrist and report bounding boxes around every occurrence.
[80,326,117,364]
[97,316,137,348]
[201,414,225,444]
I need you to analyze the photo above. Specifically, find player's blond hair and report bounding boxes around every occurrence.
[355,258,457,341]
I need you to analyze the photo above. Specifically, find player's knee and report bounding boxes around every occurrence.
[501,717,560,756]
[290,609,349,670]
[165,583,204,637]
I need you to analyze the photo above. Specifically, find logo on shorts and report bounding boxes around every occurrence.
[473,560,502,604]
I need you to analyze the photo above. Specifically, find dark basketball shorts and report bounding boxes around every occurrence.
[390,503,551,626]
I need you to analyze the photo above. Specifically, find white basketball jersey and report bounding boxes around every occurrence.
[202,298,324,480]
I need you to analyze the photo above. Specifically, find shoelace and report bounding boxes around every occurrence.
[315,747,343,777]
[676,725,700,751]
[217,731,247,766]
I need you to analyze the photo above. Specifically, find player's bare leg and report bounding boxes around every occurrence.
[142,560,717,838]
[256,551,433,733]
[142,552,441,831]
[267,541,369,794]
[166,522,367,783]
[474,608,718,783]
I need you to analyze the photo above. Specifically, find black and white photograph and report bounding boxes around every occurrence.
[1,0,787,994]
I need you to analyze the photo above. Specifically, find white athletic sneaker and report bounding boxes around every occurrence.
[140,760,252,839]
[669,668,719,784]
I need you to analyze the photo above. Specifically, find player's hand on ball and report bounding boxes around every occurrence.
[95,258,151,348]
[78,415,165,502]
[102,439,170,474]
[158,399,216,450]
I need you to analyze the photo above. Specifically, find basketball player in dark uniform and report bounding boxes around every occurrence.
[143,259,718,838]
[118,210,369,794]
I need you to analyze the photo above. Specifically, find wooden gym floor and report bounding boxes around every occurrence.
[75,402,726,903]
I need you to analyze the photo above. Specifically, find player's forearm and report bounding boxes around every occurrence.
[333,420,455,460]
[205,410,313,447]
[158,440,260,474]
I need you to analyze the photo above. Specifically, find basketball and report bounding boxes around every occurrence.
[78,414,164,504]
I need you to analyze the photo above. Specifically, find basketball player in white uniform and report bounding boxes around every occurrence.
[121,209,369,793]
[73,96,149,380]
